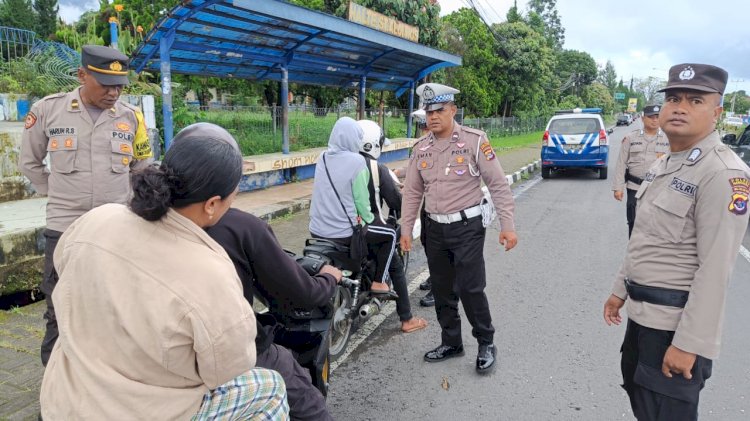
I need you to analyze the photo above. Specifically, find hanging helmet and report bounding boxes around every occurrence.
[357,119,388,159]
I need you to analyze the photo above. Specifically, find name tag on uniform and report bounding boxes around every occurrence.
[669,177,697,197]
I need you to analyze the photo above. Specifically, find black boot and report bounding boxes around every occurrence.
[424,344,464,362]
[476,343,497,373]
[419,290,434,307]
[419,278,432,290]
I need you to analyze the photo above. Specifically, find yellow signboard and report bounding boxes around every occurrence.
[627,98,638,113]
[347,1,419,43]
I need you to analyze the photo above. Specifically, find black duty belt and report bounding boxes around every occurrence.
[625,278,688,308]
[625,170,643,185]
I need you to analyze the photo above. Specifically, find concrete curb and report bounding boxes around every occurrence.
[506,159,541,186]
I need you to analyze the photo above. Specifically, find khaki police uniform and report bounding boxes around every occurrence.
[612,127,670,236]
[401,122,515,348]
[609,62,750,421]
[19,88,152,232]
[18,45,153,366]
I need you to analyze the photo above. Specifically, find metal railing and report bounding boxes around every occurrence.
[177,105,546,156]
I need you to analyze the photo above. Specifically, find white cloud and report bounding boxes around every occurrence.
[439,0,750,93]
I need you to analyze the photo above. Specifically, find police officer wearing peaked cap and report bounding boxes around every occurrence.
[603,64,750,420]
[400,83,518,373]
[612,104,670,237]
[19,44,153,366]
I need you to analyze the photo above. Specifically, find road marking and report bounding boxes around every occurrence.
[330,270,429,372]
[740,245,750,265]
[331,174,542,372]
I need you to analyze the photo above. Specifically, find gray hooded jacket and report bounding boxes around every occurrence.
[309,117,373,238]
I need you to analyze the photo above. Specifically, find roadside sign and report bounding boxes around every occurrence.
[627,98,638,113]
[614,92,625,100]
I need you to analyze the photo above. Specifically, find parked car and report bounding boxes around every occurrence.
[541,108,613,179]
[722,124,750,166]
[724,116,744,128]
[616,114,632,126]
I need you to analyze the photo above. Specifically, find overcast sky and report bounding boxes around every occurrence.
[440,0,750,94]
[59,0,750,94]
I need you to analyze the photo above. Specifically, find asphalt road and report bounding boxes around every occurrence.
[270,123,750,420]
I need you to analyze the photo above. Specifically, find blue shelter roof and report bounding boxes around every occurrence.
[131,0,461,96]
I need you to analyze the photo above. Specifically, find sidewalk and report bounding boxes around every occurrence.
[0,145,541,420]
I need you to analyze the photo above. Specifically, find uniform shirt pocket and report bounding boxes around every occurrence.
[650,191,693,242]
[110,139,134,173]
[629,143,646,163]
[47,136,78,173]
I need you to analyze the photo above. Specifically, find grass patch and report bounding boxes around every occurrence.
[489,131,543,152]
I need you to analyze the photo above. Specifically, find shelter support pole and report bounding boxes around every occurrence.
[358,75,366,120]
[281,65,289,155]
[407,80,415,138]
[160,31,175,150]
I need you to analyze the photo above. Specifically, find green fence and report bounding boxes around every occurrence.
[178,105,547,156]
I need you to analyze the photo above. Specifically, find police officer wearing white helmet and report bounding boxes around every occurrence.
[401,83,517,373]
[357,119,428,334]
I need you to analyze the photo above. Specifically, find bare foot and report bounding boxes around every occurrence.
[401,317,427,333]
[371,281,390,293]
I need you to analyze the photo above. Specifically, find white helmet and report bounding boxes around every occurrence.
[356,119,389,159]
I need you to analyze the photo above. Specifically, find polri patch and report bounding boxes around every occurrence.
[479,141,495,161]
[24,112,37,129]
[669,177,697,197]
[728,177,749,215]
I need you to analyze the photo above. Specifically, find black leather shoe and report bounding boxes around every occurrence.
[424,344,464,362]
[419,278,432,290]
[476,343,497,373]
[419,291,435,307]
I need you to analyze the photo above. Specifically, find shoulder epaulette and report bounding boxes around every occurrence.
[461,126,486,138]
[119,101,142,115]
[715,144,750,171]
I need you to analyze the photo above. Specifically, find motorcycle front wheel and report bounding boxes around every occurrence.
[329,286,353,360]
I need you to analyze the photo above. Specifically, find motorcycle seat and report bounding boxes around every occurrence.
[303,238,362,273]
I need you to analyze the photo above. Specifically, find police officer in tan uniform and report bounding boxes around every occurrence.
[400,83,517,373]
[613,104,670,237]
[19,45,153,365]
[603,64,750,420]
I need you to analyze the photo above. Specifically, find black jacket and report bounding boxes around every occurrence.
[363,156,402,221]
[206,208,337,351]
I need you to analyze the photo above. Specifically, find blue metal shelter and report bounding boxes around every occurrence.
[130,0,461,151]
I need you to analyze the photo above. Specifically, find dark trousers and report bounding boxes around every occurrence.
[620,320,712,421]
[255,344,333,421]
[365,219,397,283]
[388,251,412,322]
[626,188,638,238]
[41,229,63,366]
[424,215,494,347]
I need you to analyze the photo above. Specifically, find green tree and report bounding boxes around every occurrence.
[634,76,666,105]
[0,0,36,32]
[526,0,564,50]
[597,60,618,95]
[439,8,502,116]
[555,49,598,96]
[581,82,614,115]
[492,20,555,117]
[33,0,58,38]
[506,0,522,23]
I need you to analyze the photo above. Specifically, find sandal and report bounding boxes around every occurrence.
[401,317,428,333]
[369,289,399,300]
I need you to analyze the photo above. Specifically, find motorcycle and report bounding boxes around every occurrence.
[258,216,405,396]
[301,215,404,360]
